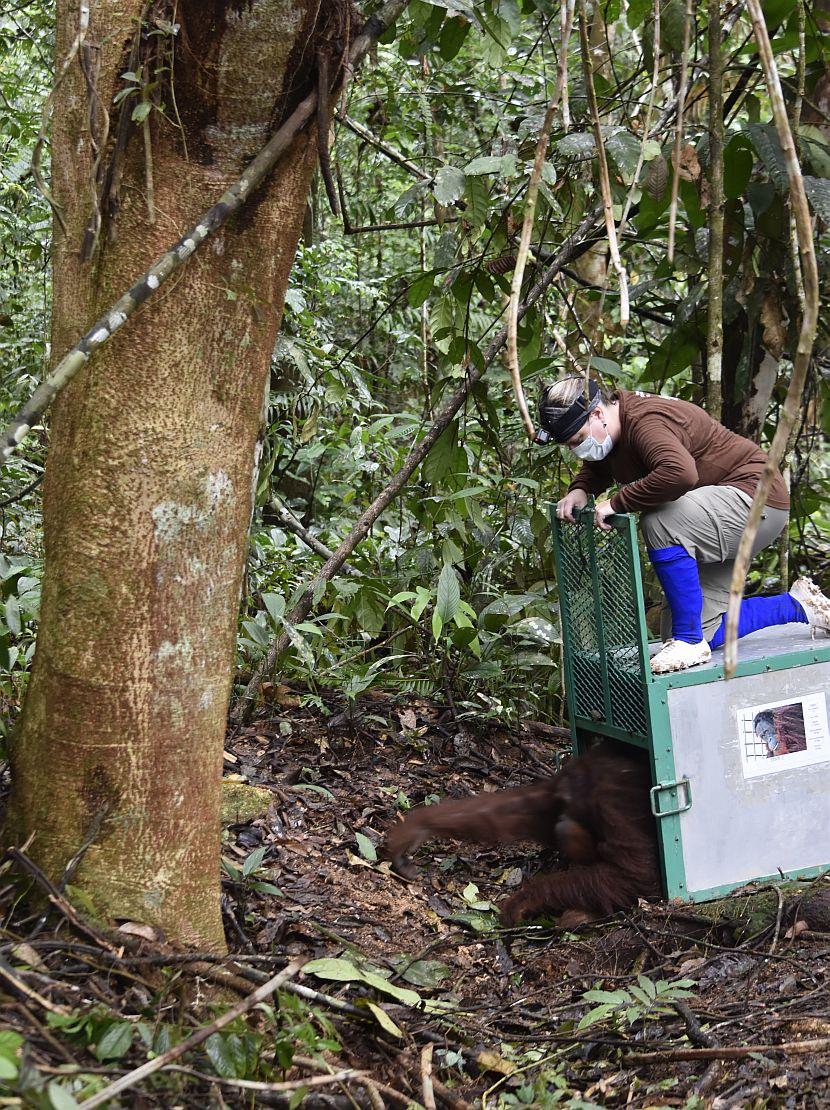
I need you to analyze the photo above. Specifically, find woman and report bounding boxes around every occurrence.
[539,376,830,674]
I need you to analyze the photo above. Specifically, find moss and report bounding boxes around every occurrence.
[221,780,272,825]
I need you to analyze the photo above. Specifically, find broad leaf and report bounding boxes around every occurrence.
[436,563,460,623]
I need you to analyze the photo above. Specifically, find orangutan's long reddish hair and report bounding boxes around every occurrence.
[386,741,661,925]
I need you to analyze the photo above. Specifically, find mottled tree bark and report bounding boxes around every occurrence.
[6,0,333,948]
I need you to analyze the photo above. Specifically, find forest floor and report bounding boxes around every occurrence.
[2,688,830,1108]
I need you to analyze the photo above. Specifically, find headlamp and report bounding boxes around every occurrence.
[537,379,601,444]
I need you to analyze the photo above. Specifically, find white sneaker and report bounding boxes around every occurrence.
[650,638,712,674]
[790,577,830,637]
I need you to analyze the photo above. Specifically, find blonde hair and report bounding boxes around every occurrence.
[540,375,609,408]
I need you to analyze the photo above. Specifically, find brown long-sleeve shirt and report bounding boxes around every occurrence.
[568,390,789,513]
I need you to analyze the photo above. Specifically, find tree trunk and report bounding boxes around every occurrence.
[6,0,334,948]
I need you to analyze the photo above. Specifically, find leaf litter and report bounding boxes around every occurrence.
[0,688,829,1106]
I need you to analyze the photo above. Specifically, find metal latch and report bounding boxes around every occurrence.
[650,777,692,817]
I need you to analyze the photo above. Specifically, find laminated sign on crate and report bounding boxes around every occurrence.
[550,505,830,903]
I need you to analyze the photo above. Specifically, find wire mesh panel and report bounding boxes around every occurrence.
[552,508,650,739]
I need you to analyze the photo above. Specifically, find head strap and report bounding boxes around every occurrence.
[537,379,600,444]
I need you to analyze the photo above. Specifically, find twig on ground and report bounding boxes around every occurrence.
[5,847,119,953]
[163,1063,364,1093]
[0,958,69,1016]
[625,1036,830,1065]
[421,1042,437,1110]
[770,886,785,954]
[80,961,302,1108]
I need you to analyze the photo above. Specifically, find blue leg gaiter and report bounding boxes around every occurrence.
[708,594,808,650]
[647,545,704,644]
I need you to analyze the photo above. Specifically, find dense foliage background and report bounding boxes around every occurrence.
[1,0,828,734]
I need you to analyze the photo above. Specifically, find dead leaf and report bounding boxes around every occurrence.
[476,1051,516,1076]
[398,708,418,731]
[118,922,158,942]
[673,142,700,182]
[784,918,809,940]
[677,957,706,975]
[760,293,786,359]
[10,943,45,969]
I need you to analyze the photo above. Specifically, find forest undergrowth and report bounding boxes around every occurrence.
[1,686,829,1109]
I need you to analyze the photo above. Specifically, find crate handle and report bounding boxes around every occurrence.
[650,777,692,817]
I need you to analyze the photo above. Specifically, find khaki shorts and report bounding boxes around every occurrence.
[640,486,789,639]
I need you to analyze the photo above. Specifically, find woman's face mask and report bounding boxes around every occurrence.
[570,412,613,461]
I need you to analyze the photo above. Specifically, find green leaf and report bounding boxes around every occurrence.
[355,831,377,861]
[303,958,422,1006]
[262,592,285,623]
[660,0,688,51]
[606,130,642,183]
[131,100,152,122]
[95,1020,133,1061]
[431,608,443,640]
[626,0,650,27]
[421,420,458,485]
[436,563,460,623]
[588,355,622,378]
[290,782,335,800]
[556,132,594,160]
[464,155,503,175]
[408,271,435,308]
[439,16,470,61]
[48,1083,82,1110]
[242,845,268,877]
[366,1001,404,1036]
[359,970,422,1005]
[5,594,20,636]
[249,880,283,895]
[723,135,754,199]
[0,1030,21,1079]
[464,176,490,226]
[303,957,366,982]
[433,166,466,205]
[392,957,451,987]
[205,1032,250,1079]
[577,1003,614,1030]
[748,123,788,192]
[803,176,830,224]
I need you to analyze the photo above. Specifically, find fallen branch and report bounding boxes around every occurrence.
[0,958,69,1016]
[164,1063,365,1094]
[80,961,302,1108]
[233,208,602,721]
[421,1043,437,1110]
[0,0,411,467]
[723,0,819,677]
[625,1035,830,1065]
[5,847,120,954]
[507,0,574,440]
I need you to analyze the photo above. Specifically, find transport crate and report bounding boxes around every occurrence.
[551,506,830,901]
